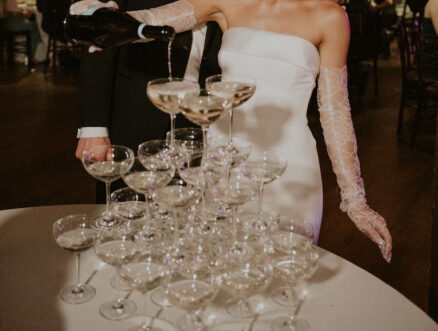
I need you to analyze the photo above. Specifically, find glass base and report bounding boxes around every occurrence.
[239,212,281,235]
[227,241,255,264]
[225,298,257,319]
[91,213,120,230]
[151,287,172,308]
[127,319,167,331]
[176,312,207,331]
[271,286,299,307]
[271,316,309,331]
[59,284,96,304]
[110,273,132,291]
[99,299,137,321]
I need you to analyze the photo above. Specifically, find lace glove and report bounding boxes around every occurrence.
[70,0,197,33]
[317,66,392,262]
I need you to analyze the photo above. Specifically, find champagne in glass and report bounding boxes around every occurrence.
[82,145,135,229]
[146,78,200,146]
[52,214,97,304]
[94,228,139,320]
[205,74,256,144]
[117,256,170,331]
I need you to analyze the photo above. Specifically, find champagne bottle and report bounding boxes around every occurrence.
[63,7,176,48]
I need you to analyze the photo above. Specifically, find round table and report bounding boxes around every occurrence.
[0,205,436,331]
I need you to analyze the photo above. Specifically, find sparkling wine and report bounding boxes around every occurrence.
[271,232,313,255]
[241,160,286,184]
[86,161,131,182]
[154,185,199,210]
[123,171,174,193]
[273,247,319,283]
[207,81,256,107]
[95,240,139,266]
[221,269,271,298]
[179,96,227,126]
[147,81,200,115]
[112,201,147,220]
[118,262,168,293]
[166,279,215,310]
[64,8,175,48]
[56,228,96,252]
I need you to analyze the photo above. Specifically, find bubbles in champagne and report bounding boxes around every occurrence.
[56,228,96,251]
[86,161,131,182]
[147,81,200,115]
[123,171,174,193]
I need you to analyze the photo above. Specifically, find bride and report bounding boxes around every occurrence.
[71,0,392,262]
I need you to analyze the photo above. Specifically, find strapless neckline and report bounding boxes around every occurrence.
[224,26,320,58]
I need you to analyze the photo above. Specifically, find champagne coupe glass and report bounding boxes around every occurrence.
[179,89,230,166]
[110,187,147,292]
[207,135,252,171]
[164,265,221,331]
[52,214,97,304]
[221,256,273,319]
[146,77,200,147]
[178,89,231,217]
[82,145,135,229]
[117,255,171,331]
[94,227,139,320]
[212,169,258,261]
[270,218,319,331]
[205,74,256,144]
[166,127,204,158]
[122,156,174,247]
[150,177,200,307]
[239,150,287,233]
[111,187,147,223]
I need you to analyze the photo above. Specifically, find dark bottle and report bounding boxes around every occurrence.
[63,7,176,48]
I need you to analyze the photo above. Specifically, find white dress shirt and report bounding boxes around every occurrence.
[77,25,208,138]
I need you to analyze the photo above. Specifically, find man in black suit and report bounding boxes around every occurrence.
[74,0,222,202]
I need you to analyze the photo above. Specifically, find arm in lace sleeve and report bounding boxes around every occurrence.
[127,0,197,34]
[317,66,392,262]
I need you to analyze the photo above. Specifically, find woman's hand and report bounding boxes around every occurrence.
[347,203,392,262]
[70,0,118,15]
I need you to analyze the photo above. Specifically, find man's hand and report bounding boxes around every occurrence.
[76,137,111,160]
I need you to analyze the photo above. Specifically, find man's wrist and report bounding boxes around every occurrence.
[77,127,109,138]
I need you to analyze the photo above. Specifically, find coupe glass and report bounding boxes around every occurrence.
[111,187,147,223]
[52,214,97,304]
[211,169,257,261]
[205,74,256,144]
[164,266,221,331]
[270,218,319,331]
[82,145,135,229]
[166,127,204,158]
[117,255,171,331]
[122,156,174,247]
[207,135,252,170]
[179,89,230,167]
[94,227,139,320]
[221,256,273,319]
[146,77,200,147]
[239,150,287,233]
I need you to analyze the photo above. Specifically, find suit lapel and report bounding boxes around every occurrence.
[199,22,222,87]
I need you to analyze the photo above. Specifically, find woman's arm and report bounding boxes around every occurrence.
[317,4,392,262]
[70,0,225,33]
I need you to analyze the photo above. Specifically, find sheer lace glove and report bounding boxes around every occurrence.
[317,66,392,262]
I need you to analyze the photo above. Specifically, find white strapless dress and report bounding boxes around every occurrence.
[210,27,323,241]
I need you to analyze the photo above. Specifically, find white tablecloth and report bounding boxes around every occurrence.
[0,204,436,331]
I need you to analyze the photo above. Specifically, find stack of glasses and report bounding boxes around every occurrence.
[52,74,320,331]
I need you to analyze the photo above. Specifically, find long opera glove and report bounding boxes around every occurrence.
[70,0,197,33]
[317,66,392,262]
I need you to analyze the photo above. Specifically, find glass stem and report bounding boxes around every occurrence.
[105,182,111,214]
[201,125,209,168]
[75,252,81,287]
[142,291,151,329]
[228,107,234,144]
[232,206,238,242]
[258,182,264,219]
[144,191,150,219]
[170,114,176,147]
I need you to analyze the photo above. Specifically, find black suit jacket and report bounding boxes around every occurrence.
[79,0,222,153]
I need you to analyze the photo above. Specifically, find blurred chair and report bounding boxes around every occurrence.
[0,17,35,72]
[396,17,438,144]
